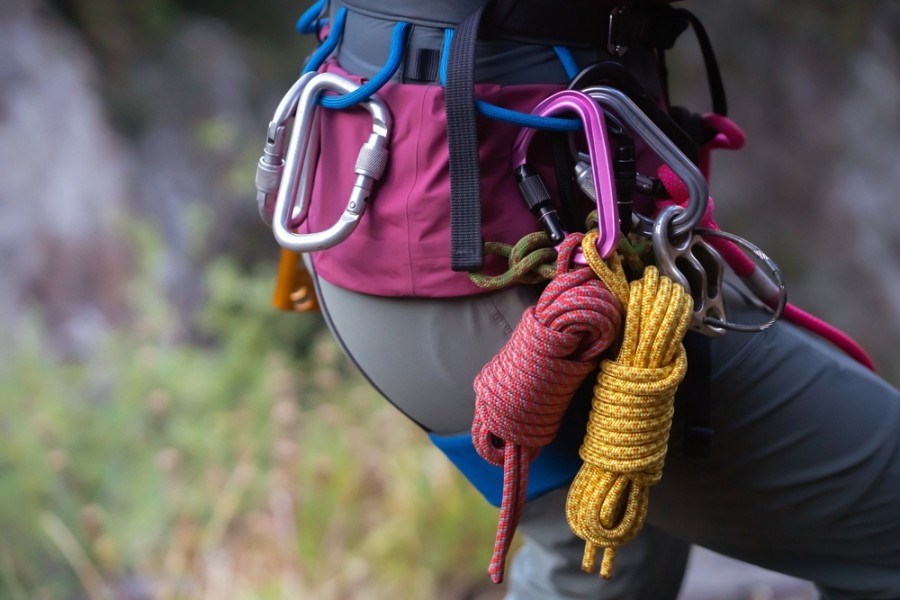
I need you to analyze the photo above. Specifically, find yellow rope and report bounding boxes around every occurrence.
[566,232,693,579]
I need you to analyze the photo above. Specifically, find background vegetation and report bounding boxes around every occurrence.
[0,0,896,598]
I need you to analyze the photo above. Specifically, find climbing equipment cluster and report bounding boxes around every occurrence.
[255,0,877,585]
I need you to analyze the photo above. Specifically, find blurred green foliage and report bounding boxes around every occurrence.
[0,225,499,599]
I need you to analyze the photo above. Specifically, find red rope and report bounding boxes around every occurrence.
[472,234,623,583]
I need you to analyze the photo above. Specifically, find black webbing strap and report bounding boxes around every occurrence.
[678,332,715,457]
[444,1,697,271]
[405,47,442,83]
[676,8,727,117]
[483,1,689,49]
[445,2,488,271]
[663,8,728,146]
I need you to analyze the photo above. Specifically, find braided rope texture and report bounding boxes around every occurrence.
[472,233,623,583]
[566,264,693,579]
[468,232,558,289]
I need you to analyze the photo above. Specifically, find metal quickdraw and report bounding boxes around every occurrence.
[268,72,391,253]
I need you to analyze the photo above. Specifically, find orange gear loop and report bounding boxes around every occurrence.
[566,232,693,579]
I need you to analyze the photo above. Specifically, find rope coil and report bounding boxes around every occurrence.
[566,256,693,579]
[472,233,623,583]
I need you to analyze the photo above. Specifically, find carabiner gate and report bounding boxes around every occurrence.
[270,72,391,253]
[582,85,708,240]
[256,71,318,225]
[511,89,620,259]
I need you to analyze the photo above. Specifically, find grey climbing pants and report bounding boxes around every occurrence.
[303,3,900,597]
[312,271,900,600]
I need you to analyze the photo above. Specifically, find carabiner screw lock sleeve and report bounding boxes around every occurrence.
[270,72,391,254]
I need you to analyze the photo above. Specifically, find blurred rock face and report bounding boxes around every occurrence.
[0,0,897,372]
[697,1,900,370]
[0,0,275,355]
[0,0,131,356]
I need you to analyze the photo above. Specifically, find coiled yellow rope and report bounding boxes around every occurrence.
[566,232,693,580]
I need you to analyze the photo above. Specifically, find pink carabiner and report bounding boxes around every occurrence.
[511,90,620,259]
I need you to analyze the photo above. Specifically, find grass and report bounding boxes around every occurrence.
[0,254,501,599]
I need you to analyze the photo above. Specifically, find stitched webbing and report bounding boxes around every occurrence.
[445,2,487,271]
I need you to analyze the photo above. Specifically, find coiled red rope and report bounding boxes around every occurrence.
[472,233,623,583]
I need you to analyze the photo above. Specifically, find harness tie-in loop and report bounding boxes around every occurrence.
[566,231,693,580]
[472,232,623,583]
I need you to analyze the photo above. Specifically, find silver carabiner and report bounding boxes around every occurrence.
[256,71,318,225]
[581,85,708,240]
[271,72,391,253]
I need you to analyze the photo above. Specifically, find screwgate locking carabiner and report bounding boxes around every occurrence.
[270,72,391,253]
[256,71,318,226]
[511,89,620,259]
[653,205,788,336]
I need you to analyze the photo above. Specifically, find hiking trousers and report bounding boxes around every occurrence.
[312,270,900,600]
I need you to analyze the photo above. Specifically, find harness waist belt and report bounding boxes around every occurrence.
[483,1,689,49]
[339,0,688,50]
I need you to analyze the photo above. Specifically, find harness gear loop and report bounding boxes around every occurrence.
[565,238,693,580]
[271,72,391,254]
[472,233,623,583]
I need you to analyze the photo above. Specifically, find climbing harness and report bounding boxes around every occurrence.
[255,0,880,587]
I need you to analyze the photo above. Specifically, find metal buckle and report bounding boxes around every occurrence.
[607,7,629,58]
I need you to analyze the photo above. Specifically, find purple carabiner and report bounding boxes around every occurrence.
[511,90,619,259]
